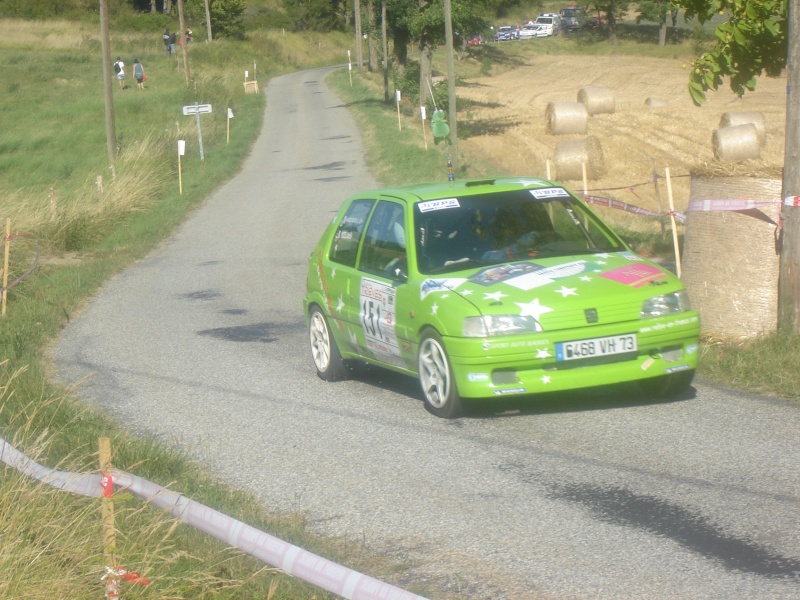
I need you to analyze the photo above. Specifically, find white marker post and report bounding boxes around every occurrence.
[396,89,402,131]
[348,50,352,86]
[178,139,185,194]
[227,108,234,144]
[420,105,428,149]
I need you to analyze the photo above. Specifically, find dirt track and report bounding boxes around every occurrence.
[456,54,786,215]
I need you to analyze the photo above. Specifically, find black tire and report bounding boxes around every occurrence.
[418,331,463,418]
[639,369,695,398]
[308,307,348,381]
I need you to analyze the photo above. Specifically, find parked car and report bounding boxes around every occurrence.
[534,14,561,36]
[304,177,700,418]
[559,6,586,31]
[518,24,541,40]
[494,25,517,41]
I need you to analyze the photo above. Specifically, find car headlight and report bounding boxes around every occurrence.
[463,315,542,337]
[640,290,691,318]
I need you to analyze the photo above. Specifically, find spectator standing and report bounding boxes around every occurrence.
[185,28,193,44]
[113,57,125,89]
[133,58,146,90]
[163,29,171,55]
[168,30,177,55]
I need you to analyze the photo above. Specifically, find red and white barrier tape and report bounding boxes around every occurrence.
[785,196,800,207]
[0,437,428,600]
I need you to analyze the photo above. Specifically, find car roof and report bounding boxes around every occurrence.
[359,177,569,204]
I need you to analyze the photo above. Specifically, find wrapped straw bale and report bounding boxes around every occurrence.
[545,101,588,135]
[681,175,780,338]
[720,111,766,147]
[644,97,668,108]
[577,86,615,115]
[712,124,760,162]
[555,137,605,180]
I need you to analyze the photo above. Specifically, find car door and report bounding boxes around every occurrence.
[351,199,417,370]
[324,198,375,355]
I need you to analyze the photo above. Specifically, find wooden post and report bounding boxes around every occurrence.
[665,166,682,278]
[546,159,551,180]
[99,437,117,599]
[2,218,9,317]
[779,1,800,332]
[581,162,588,197]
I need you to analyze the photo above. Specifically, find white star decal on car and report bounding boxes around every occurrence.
[431,302,439,315]
[516,298,553,319]
[349,330,358,345]
[541,375,551,384]
[580,276,592,282]
[536,348,551,359]
[461,289,473,296]
[556,286,577,297]
[330,267,336,279]
[336,296,345,313]
[484,291,507,302]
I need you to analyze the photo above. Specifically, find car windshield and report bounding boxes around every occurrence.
[536,17,553,23]
[413,188,626,275]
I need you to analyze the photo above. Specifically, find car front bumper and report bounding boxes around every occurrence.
[444,312,700,398]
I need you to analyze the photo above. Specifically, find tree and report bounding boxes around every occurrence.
[636,0,678,46]
[674,0,786,105]
[283,0,346,31]
[584,0,632,44]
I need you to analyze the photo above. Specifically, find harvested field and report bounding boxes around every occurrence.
[456,54,786,221]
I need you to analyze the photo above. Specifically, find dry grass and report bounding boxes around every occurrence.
[0,19,95,49]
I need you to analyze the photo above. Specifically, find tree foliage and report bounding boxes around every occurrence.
[674,0,787,104]
[282,0,346,31]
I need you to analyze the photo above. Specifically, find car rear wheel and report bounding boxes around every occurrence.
[418,332,463,418]
[309,307,347,381]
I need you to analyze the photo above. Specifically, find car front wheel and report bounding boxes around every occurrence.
[418,332,463,418]
[309,307,347,381]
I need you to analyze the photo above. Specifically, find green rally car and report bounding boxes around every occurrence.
[304,177,700,418]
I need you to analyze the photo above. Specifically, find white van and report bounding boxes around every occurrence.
[534,14,561,36]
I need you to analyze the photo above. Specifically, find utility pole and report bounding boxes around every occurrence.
[354,0,363,69]
[442,0,458,162]
[381,0,389,101]
[204,0,212,41]
[99,0,116,177]
[779,0,800,331]
[177,0,191,86]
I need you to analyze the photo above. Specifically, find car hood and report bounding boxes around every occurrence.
[418,252,682,330]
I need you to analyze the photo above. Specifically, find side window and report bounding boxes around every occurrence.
[360,201,407,278]
[330,199,374,268]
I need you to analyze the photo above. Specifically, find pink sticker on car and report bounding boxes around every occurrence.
[599,264,666,287]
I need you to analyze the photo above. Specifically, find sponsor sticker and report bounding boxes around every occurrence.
[529,187,570,199]
[600,264,667,287]
[418,198,460,213]
[359,278,401,359]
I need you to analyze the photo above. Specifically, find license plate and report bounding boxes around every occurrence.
[556,334,637,361]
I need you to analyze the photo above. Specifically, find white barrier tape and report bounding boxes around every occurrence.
[688,198,779,212]
[784,196,800,207]
[0,438,102,497]
[583,194,686,222]
[0,437,428,600]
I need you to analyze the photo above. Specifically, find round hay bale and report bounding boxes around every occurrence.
[720,111,767,146]
[545,102,588,135]
[681,175,780,338]
[712,124,760,162]
[644,97,668,108]
[577,86,615,115]
[555,137,605,180]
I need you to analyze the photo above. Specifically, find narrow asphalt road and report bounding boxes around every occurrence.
[51,67,800,599]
